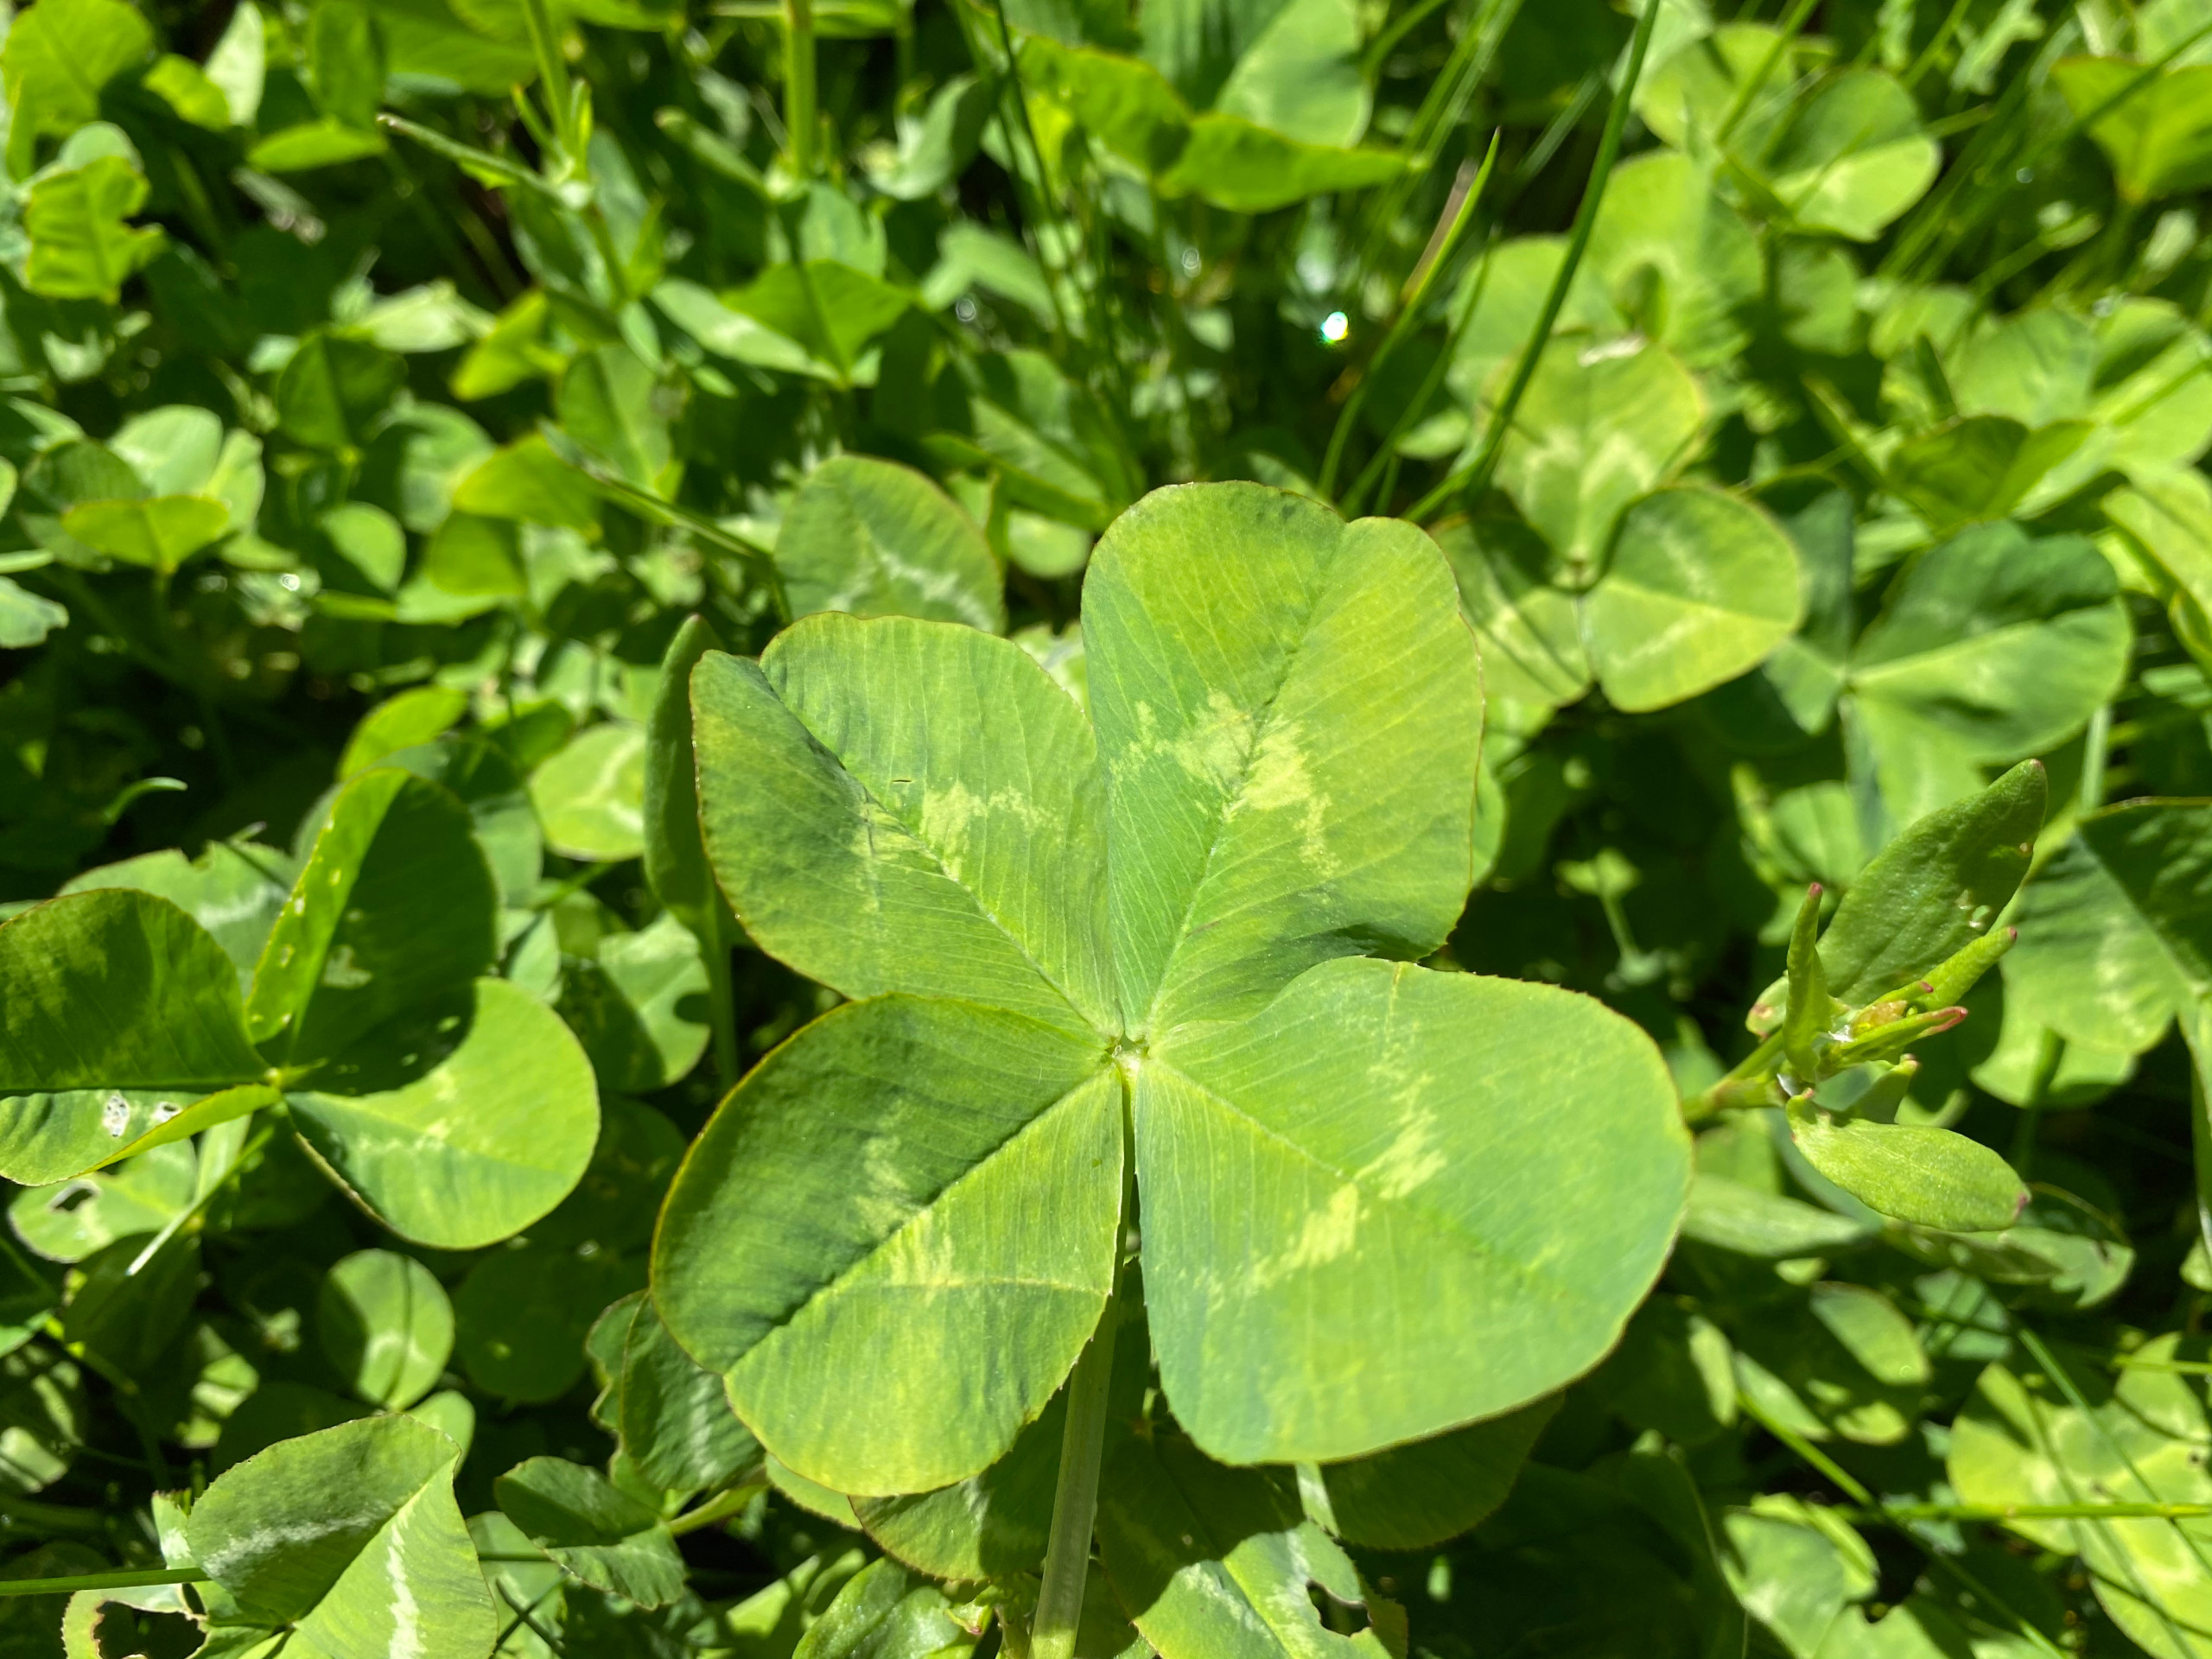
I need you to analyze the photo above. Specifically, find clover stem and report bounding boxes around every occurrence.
[784,0,818,178]
[1680,1030,1785,1122]
[705,913,741,1092]
[1030,1294,1119,1659]
[1032,1079,1135,1659]
[0,1567,207,1598]
[668,1480,762,1536]
[516,0,579,162]
[127,1118,275,1277]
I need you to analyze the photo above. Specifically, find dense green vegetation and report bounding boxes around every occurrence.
[0,0,2209,1651]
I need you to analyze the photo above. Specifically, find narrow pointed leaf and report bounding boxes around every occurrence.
[642,613,726,940]
[1815,759,2045,1003]
[1786,1096,2027,1232]
[1783,885,1827,1083]
[1827,1004,1967,1069]
[1914,923,2016,1010]
[2188,996,2212,1265]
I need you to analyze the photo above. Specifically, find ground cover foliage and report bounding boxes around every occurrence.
[0,0,2208,1649]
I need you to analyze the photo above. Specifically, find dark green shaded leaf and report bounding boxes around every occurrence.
[275,332,405,451]
[1097,1429,1374,1659]
[316,1248,454,1410]
[495,1455,690,1608]
[0,890,264,1097]
[186,1414,495,1654]
[1301,1397,1558,1551]
[60,842,293,992]
[852,1393,1063,1578]
[620,1290,761,1494]
[455,1234,635,1401]
[247,768,499,1066]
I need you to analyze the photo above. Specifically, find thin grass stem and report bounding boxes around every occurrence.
[784,0,818,176]
[1740,1393,2070,1659]
[1407,0,1662,521]
[1323,134,1500,503]
[1714,0,1817,146]
[0,1567,204,1598]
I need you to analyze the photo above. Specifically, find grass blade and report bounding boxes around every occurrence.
[1408,0,1662,521]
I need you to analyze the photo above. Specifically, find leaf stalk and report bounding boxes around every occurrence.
[0,1567,205,1598]
[1030,1077,1135,1659]
[704,915,741,1093]
[784,0,819,176]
